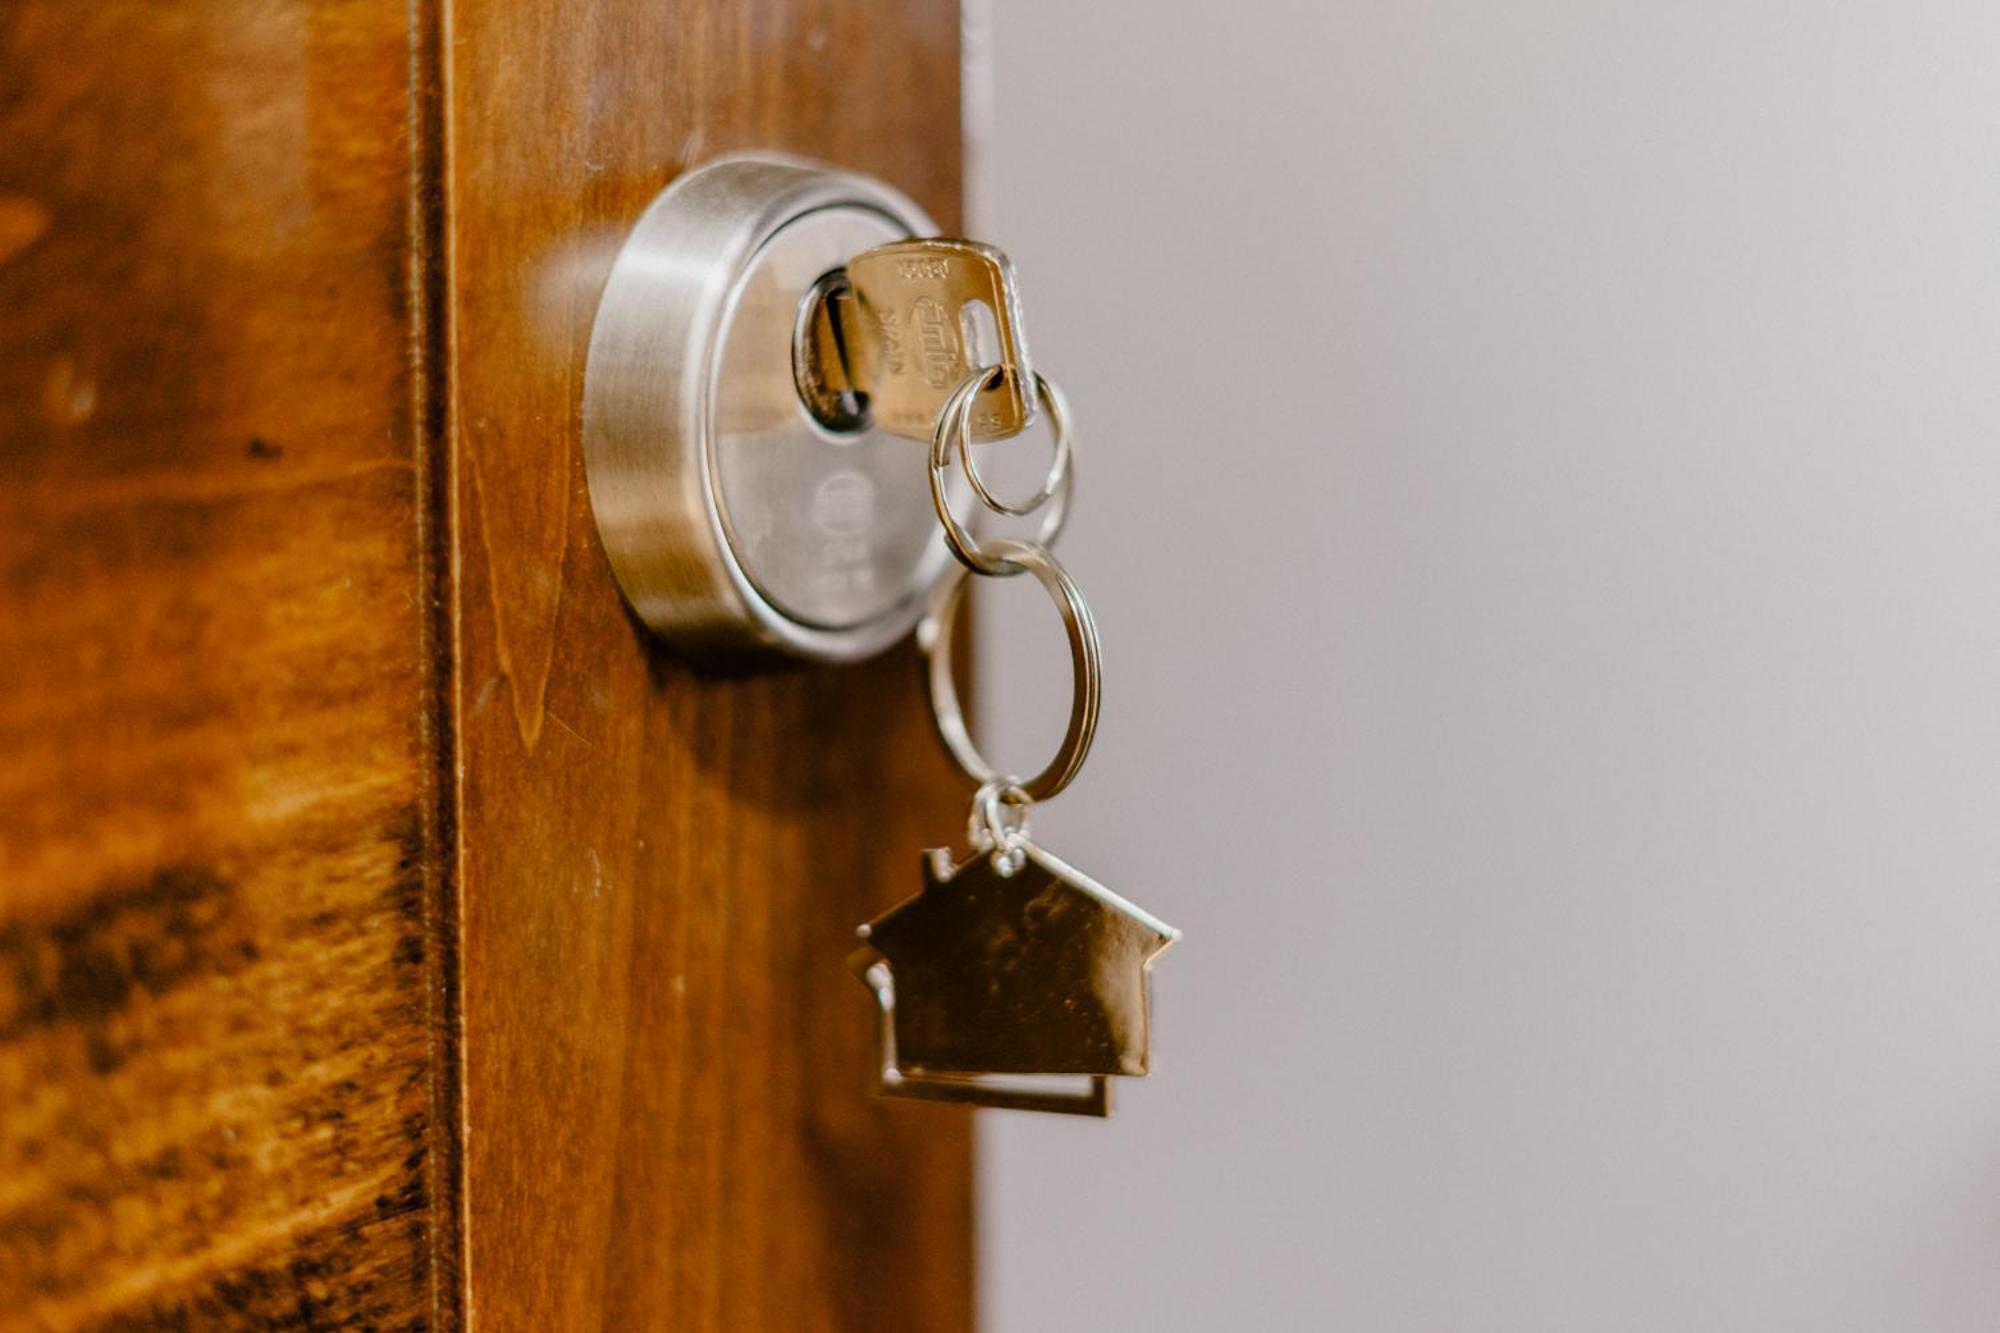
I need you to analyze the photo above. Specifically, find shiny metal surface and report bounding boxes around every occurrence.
[919,537,1100,802]
[927,366,1072,576]
[967,777,1034,875]
[843,238,1035,441]
[850,836,1179,1116]
[956,370,1070,516]
[583,153,965,664]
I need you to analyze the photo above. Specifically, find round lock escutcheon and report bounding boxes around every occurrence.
[583,153,967,665]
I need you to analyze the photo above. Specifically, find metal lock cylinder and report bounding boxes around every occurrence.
[583,153,971,666]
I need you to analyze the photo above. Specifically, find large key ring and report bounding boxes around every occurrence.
[920,537,1101,802]
[928,366,1073,576]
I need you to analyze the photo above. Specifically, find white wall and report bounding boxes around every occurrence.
[975,3,2000,1329]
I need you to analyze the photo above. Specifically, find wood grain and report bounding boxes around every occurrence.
[446,1,975,1328]
[0,0,454,1326]
[3,0,973,1327]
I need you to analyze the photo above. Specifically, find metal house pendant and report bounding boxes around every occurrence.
[851,839,1179,1117]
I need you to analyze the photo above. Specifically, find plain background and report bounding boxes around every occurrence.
[971,3,2000,1329]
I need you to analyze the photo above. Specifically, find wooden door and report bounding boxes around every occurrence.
[0,2,974,1328]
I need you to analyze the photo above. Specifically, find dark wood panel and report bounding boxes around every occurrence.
[0,0,974,1325]
[445,0,975,1327]
[0,1,453,1326]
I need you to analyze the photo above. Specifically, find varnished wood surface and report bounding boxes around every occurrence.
[0,0,452,1326]
[447,1,974,1327]
[2,0,973,1328]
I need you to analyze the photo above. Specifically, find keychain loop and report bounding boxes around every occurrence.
[949,367,1073,517]
[967,780,1034,874]
[928,366,1073,576]
[920,537,1101,803]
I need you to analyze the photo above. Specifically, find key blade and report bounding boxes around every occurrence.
[844,239,1035,442]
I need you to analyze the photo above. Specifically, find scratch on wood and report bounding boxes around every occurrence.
[461,428,566,756]
[544,710,600,758]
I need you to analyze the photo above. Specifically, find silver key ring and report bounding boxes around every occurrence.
[928,366,1073,576]
[968,779,1034,875]
[920,537,1101,802]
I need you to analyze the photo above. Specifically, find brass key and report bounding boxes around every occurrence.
[819,238,1035,442]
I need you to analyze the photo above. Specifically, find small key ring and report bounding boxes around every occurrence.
[951,366,1073,517]
[920,538,1101,802]
[967,779,1034,874]
[928,367,1073,576]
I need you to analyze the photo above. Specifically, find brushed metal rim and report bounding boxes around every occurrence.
[583,152,947,665]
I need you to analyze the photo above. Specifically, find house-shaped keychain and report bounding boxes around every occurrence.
[851,840,1179,1116]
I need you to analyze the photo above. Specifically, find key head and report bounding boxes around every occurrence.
[843,238,1035,441]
